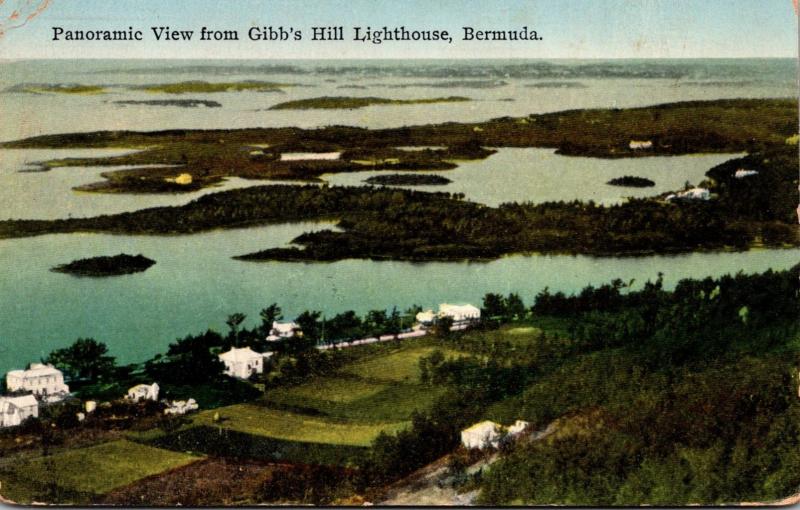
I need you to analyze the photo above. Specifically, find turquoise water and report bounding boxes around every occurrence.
[324,149,738,206]
[0,226,797,374]
[0,59,796,374]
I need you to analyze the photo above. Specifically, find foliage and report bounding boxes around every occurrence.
[477,264,800,505]
[43,338,116,383]
[144,331,225,385]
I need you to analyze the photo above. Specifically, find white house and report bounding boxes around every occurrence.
[416,304,481,327]
[164,398,199,416]
[6,363,69,397]
[126,383,160,402]
[629,140,653,150]
[415,310,437,325]
[506,420,530,439]
[267,321,299,342]
[734,169,759,179]
[0,395,38,428]
[461,420,504,450]
[666,187,711,202]
[439,303,481,323]
[219,347,268,379]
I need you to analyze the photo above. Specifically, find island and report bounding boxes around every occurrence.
[136,80,289,94]
[51,254,156,277]
[268,95,470,110]
[113,99,222,108]
[1,99,796,261]
[364,174,452,186]
[5,83,106,95]
[526,81,587,89]
[606,176,656,187]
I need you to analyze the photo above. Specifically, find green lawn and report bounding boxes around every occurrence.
[276,374,388,403]
[342,346,464,382]
[265,344,464,422]
[189,404,406,447]
[0,440,199,504]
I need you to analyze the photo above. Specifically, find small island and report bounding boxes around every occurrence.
[606,176,656,187]
[137,80,288,94]
[269,96,470,110]
[526,81,587,89]
[6,83,106,95]
[114,99,222,108]
[52,254,156,277]
[364,174,452,186]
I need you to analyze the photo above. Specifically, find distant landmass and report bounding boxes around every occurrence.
[364,174,452,186]
[269,96,470,110]
[606,176,656,187]
[52,254,156,277]
[113,99,222,108]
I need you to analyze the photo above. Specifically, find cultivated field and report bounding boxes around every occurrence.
[190,404,405,447]
[265,345,465,422]
[0,439,199,504]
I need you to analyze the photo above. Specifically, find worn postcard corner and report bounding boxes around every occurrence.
[0,0,798,507]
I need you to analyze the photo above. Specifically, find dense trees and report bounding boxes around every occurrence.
[477,264,800,505]
[44,338,116,384]
[144,331,226,385]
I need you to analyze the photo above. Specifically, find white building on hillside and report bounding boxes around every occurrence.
[415,310,437,325]
[416,304,481,327]
[629,140,653,150]
[164,398,199,415]
[0,395,38,428]
[219,347,270,379]
[6,363,69,397]
[439,303,481,323]
[127,383,160,402]
[461,420,504,450]
[666,187,711,202]
[506,420,531,439]
[267,321,299,342]
[734,169,759,179]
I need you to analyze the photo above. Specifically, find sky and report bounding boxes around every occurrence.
[0,0,797,59]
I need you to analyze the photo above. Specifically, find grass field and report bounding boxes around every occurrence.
[341,346,463,382]
[190,404,406,447]
[0,440,199,504]
[265,345,464,422]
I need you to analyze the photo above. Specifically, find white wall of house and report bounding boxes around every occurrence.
[0,395,38,428]
[127,383,160,402]
[6,363,69,396]
[219,347,265,379]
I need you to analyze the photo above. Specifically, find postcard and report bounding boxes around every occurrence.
[0,0,798,506]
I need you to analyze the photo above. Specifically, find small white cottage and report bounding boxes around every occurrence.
[629,140,654,150]
[734,169,759,179]
[164,398,199,415]
[415,310,437,325]
[126,383,160,402]
[461,420,504,450]
[666,187,711,202]
[267,321,299,342]
[219,347,267,379]
[0,395,38,428]
[506,420,531,439]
